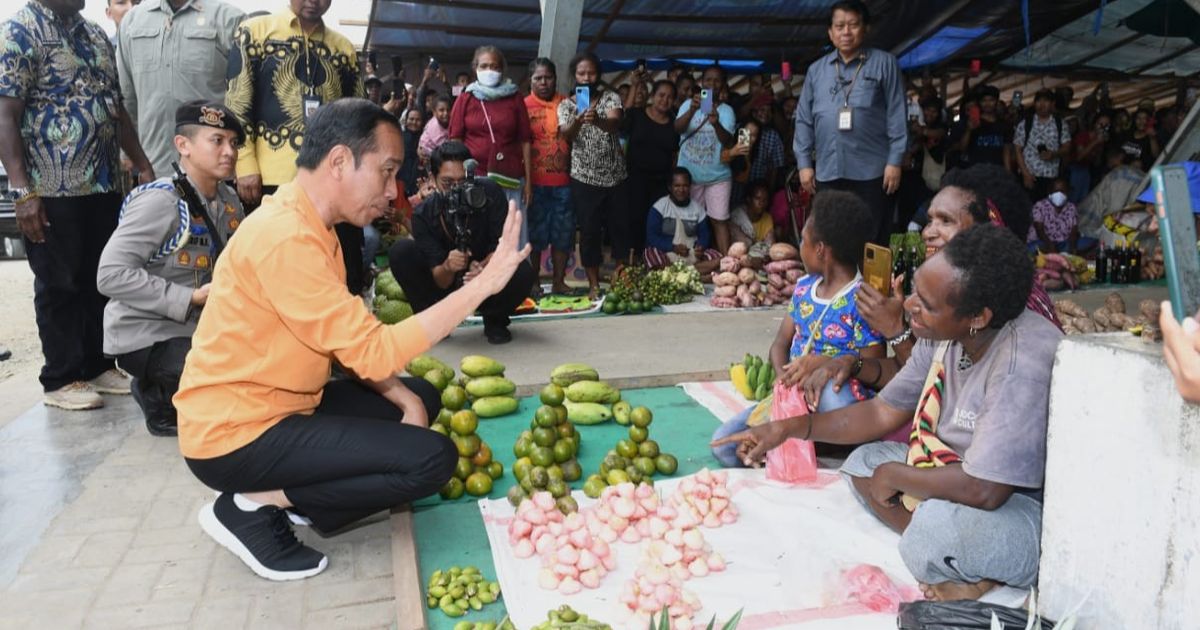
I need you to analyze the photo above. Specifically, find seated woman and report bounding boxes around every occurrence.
[729,180,775,249]
[714,224,1063,601]
[711,191,884,468]
[644,167,722,275]
[798,163,1063,405]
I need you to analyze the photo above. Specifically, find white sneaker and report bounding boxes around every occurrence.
[88,368,132,394]
[44,382,104,410]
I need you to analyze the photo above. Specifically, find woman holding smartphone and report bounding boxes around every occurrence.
[557,52,628,299]
[623,74,680,259]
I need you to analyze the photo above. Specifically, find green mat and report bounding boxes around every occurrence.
[412,386,723,628]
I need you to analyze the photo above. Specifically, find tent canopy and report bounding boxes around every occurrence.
[365,0,1199,108]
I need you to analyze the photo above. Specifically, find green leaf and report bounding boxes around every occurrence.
[720,608,745,630]
[658,606,671,630]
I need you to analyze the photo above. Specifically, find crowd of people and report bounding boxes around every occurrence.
[2,0,1199,606]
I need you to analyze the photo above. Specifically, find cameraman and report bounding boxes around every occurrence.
[389,141,536,344]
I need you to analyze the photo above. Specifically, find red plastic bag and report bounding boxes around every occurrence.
[766,381,818,483]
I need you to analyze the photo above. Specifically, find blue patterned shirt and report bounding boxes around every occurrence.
[0,2,122,197]
[787,274,882,359]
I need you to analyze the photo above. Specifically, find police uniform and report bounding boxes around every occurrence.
[96,101,245,436]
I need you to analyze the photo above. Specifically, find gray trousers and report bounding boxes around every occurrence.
[840,441,1043,587]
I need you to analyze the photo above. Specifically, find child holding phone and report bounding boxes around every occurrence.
[710,191,887,468]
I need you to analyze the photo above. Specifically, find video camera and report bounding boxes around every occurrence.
[440,158,488,253]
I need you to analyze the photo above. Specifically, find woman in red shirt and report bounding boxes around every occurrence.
[449,45,534,247]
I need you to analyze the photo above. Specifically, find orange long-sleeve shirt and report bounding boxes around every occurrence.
[174,181,431,459]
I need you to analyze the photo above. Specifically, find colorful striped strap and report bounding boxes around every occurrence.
[901,341,962,512]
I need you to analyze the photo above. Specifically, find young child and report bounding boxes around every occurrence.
[711,191,885,468]
[729,180,775,249]
[1029,176,1097,254]
[644,167,723,274]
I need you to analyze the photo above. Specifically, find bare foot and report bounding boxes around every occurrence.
[926,579,1000,601]
[588,286,600,301]
[551,283,572,295]
[918,582,935,600]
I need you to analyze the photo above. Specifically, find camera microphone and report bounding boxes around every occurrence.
[464,158,479,180]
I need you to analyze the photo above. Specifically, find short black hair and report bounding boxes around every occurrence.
[940,164,1032,240]
[569,52,602,76]
[295,98,399,170]
[940,224,1033,328]
[1034,88,1055,103]
[652,79,676,96]
[434,95,452,108]
[807,190,873,267]
[429,140,473,176]
[529,57,556,76]
[671,166,693,183]
[975,84,1000,100]
[701,64,726,82]
[746,179,770,199]
[918,96,943,111]
[830,0,870,25]
[938,168,992,225]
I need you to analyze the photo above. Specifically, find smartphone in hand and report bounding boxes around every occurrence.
[1152,165,1200,321]
[863,244,893,297]
[968,104,981,126]
[575,86,591,114]
[700,89,713,115]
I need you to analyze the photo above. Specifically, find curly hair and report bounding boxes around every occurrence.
[939,164,1032,240]
[940,224,1033,328]
[807,190,874,267]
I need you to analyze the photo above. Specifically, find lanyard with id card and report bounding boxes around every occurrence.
[301,30,322,122]
[836,56,865,132]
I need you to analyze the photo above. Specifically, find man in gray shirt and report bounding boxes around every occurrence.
[794,0,907,244]
[118,0,244,178]
[97,101,245,436]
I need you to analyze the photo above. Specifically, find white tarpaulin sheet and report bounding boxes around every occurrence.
[479,468,922,630]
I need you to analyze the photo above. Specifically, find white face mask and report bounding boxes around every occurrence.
[1049,191,1068,207]
[476,69,502,87]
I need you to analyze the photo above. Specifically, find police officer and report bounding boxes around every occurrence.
[97,100,245,436]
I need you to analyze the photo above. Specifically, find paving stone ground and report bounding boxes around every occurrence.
[0,429,398,630]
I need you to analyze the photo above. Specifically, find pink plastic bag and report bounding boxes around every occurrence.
[837,564,922,613]
[766,381,818,483]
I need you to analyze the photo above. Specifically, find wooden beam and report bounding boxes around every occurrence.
[1133,42,1200,75]
[391,506,425,630]
[586,0,626,55]
[380,0,825,26]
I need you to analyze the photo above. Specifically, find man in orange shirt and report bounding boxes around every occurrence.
[174,98,530,581]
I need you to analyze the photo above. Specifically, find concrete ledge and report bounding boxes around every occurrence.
[1041,333,1200,627]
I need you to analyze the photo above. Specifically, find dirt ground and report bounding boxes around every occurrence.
[0,260,46,424]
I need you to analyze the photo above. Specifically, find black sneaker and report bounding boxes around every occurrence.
[484,325,512,345]
[198,493,327,581]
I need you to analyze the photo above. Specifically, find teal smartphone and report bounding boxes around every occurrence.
[1151,165,1200,321]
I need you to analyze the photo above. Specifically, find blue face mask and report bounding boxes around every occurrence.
[1049,191,1068,207]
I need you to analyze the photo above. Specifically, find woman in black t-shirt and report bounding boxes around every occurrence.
[1118,109,1160,171]
[623,79,680,258]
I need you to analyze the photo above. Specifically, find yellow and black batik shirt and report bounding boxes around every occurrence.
[224,9,362,186]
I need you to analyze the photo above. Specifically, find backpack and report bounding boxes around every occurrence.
[1022,112,1064,149]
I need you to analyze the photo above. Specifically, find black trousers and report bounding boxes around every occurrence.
[25,194,120,391]
[388,239,535,330]
[116,337,191,425]
[261,185,364,295]
[625,169,671,258]
[185,379,454,533]
[571,178,630,267]
[818,177,895,245]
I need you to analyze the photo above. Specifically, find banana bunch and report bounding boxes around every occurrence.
[730,353,773,401]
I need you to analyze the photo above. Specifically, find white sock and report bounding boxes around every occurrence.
[233,493,267,512]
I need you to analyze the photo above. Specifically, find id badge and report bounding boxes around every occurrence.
[838,107,853,131]
[303,97,322,122]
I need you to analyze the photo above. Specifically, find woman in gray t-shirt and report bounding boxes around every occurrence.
[713,224,1064,601]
